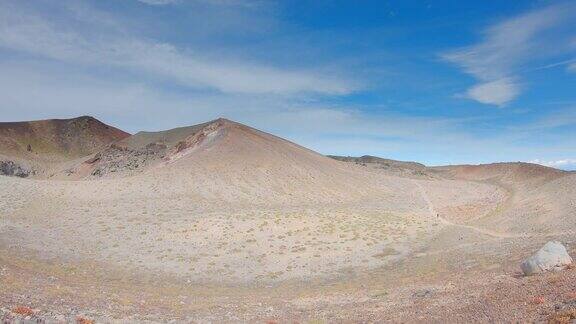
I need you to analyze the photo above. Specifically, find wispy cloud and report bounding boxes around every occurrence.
[0,1,356,95]
[136,0,258,6]
[137,0,178,5]
[520,108,576,130]
[529,57,576,72]
[443,3,576,106]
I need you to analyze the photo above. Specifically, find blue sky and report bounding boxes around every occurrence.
[1,0,575,169]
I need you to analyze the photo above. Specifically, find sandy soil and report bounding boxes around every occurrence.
[1,119,575,323]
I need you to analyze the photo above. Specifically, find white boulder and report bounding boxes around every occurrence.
[521,241,572,276]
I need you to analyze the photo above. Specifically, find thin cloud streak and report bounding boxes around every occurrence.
[442,3,576,106]
[0,1,356,95]
[137,0,179,5]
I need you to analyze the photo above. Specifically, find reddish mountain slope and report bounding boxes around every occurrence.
[0,116,129,176]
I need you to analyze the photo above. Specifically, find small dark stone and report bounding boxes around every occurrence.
[0,160,33,178]
[412,289,435,298]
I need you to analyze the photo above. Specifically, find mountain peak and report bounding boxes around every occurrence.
[0,115,130,167]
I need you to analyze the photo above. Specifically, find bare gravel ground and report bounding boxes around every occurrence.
[1,164,575,322]
[2,233,576,323]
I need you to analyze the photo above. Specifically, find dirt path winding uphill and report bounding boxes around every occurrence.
[412,180,523,239]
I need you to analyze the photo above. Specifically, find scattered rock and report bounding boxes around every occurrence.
[76,315,95,324]
[0,160,33,178]
[521,241,573,276]
[82,143,167,177]
[412,288,435,298]
[11,306,34,317]
[548,308,576,324]
[85,153,101,164]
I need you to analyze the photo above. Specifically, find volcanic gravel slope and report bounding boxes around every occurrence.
[1,117,575,323]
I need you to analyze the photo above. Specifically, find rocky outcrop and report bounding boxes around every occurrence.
[75,142,167,177]
[0,160,34,178]
[521,241,573,276]
[163,120,224,164]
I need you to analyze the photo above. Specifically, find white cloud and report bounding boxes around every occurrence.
[443,3,576,106]
[464,78,520,107]
[0,1,355,95]
[136,0,178,5]
[569,63,576,72]
[530,159,576,170]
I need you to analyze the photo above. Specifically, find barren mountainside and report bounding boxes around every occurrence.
[0,116,130,177]
[1,116,576,323]
[64,118,408,205]
[0,116,129,159]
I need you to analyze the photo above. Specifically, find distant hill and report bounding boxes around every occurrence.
[434,162,567,185]
[328,155,433,178]
[329,155,426,169]
[0,116,129,177]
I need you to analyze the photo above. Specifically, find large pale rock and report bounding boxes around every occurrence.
[521,241,572,276]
